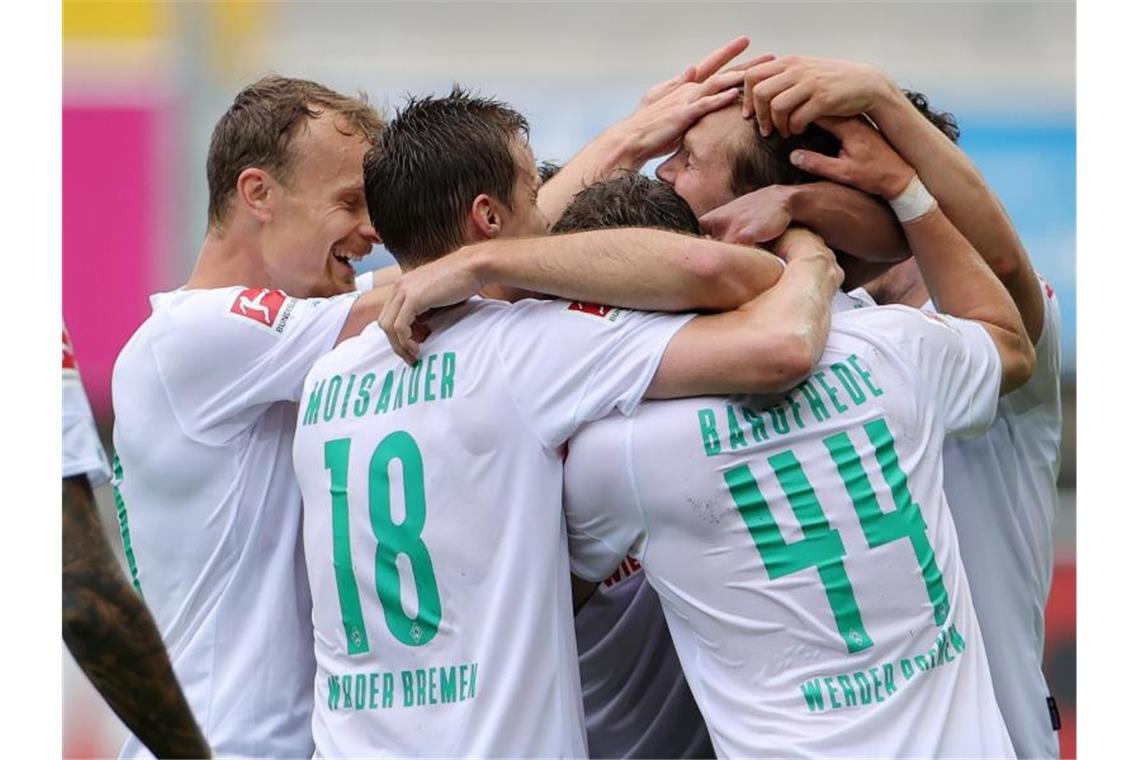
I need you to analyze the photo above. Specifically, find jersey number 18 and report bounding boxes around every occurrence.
[324,431,441,653]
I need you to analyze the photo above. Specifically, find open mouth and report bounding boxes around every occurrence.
[332,248,364,271]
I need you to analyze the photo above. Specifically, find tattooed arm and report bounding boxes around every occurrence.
[62,475,211,759]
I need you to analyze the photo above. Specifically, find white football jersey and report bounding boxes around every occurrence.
[292,297,691,758]
[63,325,111,486]
[936,278,1063,759]
[576,561,712,758]
[565,306,1015,758]
[111,286,358,759]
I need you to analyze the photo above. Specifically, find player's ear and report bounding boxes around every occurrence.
[470,194,501,240]
[236,167,274,224]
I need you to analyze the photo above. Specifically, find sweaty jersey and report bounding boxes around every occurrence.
[111,286,358,759]
[63,325,111,486]
[292,297,691,758]
[565,305,1015,758]
[936,278,1063,759]
[576,562,712,758]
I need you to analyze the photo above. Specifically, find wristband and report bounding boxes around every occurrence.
[887,174,937,223]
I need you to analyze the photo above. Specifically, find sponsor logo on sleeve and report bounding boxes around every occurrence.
[228,288,296,333]
[566,301,629,325]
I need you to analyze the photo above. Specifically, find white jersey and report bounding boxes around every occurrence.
[576,561,712,758]
[565,306,1015,758]
[111,286,358,759]
[63,325,111,486]
[935,278,1063,759]
[292,297,691,758]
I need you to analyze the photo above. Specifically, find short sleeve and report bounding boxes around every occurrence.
[492,299,694,449]
[1003,276,1062,411]
[893,307,1003,439]
[152,288,357,444]
[62,327,111,485]
[564,414,647,582]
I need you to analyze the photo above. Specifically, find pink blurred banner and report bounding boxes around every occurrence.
[63,105,160,417]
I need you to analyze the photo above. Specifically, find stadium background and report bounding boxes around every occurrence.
[61,1,1076,756]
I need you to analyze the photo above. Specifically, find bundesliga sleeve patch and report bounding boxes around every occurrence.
[566,301,630,325]
[228,288,295,334]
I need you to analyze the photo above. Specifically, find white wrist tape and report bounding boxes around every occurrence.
[888,175,937,223]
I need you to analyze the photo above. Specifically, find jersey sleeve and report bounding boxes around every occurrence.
[492,300,695,449]
[151,288,358,444]
[564,415,647,582]
[62,327,111,486]
[1003,276,1062,411]
[891,307,1003,439]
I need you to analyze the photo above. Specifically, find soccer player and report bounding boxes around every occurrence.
[291,89,844,757]
[63,326,210,758]
[538,37,910,278]
[110,76,403,759]
[562,116,1034,756]
[743,56,1062,758]
[552,174,714,759]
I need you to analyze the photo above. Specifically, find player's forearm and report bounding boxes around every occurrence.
[62,478,211,759]
[869,87,1043,339]
[789,182,910,263]
[471,229,784,312]
[537,129,638,224]
[903,208,1035,391]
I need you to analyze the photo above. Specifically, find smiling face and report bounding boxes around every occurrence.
[655,105,752,217]
[261,112,379,297]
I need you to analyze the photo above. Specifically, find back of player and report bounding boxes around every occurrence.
[293,296,692,757]
[566,305,1015,758]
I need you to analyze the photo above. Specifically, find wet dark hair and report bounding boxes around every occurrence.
[364,86,530,268]
[538,160,562,185]
[552,172,700,236]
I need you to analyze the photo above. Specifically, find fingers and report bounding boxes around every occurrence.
[768,82,815,137]
[393,295,422,364]
[691,36,750,82]
[379,288,416,365]
[685,88,741,123]
[741,58,790,118]
[788,149,849,184]
[747,70,798,137]
[724,53,776,74]
[700,69,747,95]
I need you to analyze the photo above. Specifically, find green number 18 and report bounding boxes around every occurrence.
[324,431,441,653]
[725,416,948,654]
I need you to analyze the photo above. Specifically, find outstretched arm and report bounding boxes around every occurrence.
[698,181,910,266]
[63,476,211,759]
[379,228,786,363]
[790,116,1034,393]
[538,37,757,222]
[647,228,843,397]
[741,55,1044,341]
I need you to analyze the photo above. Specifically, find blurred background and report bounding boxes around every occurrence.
[62,1,1075,757]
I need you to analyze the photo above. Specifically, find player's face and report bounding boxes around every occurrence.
[263,113,378,298]
[479,139,549,303]
[499,139,549,240]
[656,105,748,217]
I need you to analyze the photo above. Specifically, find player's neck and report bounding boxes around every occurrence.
[186,232,271,291]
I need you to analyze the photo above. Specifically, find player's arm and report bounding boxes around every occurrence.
[796,116,1034,393]
[646,227,842,397]
[63,476,211,759]
[538,37,756,222]
[699,181,911,267]
[742,55,1045,341]
[378,229,786,363]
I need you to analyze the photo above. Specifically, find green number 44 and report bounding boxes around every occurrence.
[324,431,441,654]
[725,416,948,654]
